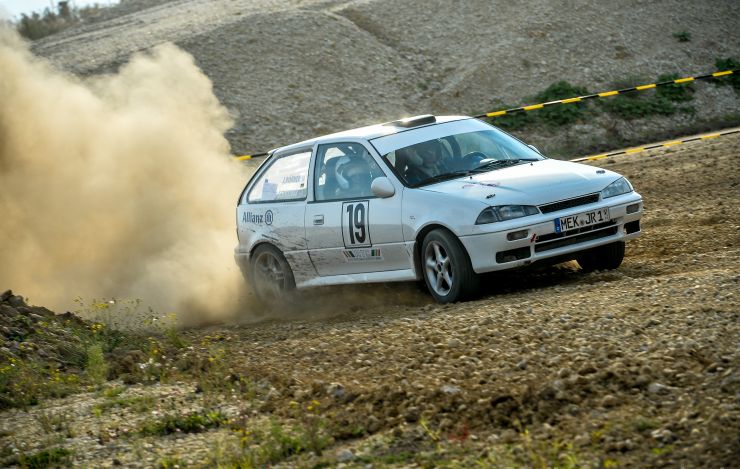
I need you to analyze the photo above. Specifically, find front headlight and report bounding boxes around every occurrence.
[601,177,633,199]
[476,205,539,224]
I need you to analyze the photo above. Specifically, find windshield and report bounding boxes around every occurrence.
[382,128,545,187]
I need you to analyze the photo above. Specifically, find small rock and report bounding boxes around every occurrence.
[327,382,346,400]
[574,432,590,447]
[648,382,670,394]
[404,406,420,423]
[441,384,461,395]
[366,415,381,433]
[500,429,518,443]
[601,394,619,407]
[650,428,676,443]
[578,364,597,375]
[336,449,354,462]
[516,360,528,370]
[447,338,461,347]
[8,296,26,308]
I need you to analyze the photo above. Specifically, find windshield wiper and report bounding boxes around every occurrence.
[411,170,473,187]
[472,158,539,172]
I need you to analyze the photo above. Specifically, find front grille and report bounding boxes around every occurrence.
[535,222,618,253]
[539,194,600,214]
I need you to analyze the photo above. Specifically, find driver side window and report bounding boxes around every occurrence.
[314,143,384,202]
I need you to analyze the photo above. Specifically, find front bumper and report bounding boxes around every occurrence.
[459,192,643,273]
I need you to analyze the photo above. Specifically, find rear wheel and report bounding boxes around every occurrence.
[250,244,296,305]
[577,241,625,272]
[421,229,479,303]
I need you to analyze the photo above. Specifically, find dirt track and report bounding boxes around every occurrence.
[1,133,739,467]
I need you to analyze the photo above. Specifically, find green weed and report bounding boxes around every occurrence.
[157,455,184,469]
[85,343,108,385]
[672,31,691,42]
[16,447,73,469]
[139,410,228,436]
[532,81,591,126]
[713,58,740,92]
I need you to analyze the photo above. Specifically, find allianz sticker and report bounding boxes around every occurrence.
[342,248,383,262]
[242,210,273,225]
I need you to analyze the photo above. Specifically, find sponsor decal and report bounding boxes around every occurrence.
[462,181,500,189]
[265,210,273,225]
[242,211,268,224]
[342,248,383,262]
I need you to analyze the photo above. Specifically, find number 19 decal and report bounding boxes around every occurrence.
[342,201,371,247]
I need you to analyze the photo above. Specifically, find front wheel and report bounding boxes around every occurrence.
[421,229,479,303]
[576,241,625,272]
[250,244,296,305]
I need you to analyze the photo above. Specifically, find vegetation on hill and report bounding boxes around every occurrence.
[15,1,105,40]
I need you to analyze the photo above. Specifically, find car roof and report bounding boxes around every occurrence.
[272,115,472,154]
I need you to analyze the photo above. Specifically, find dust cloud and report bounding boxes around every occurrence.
[0,27,254,323]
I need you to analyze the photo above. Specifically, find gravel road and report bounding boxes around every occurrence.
[1,133,737,467]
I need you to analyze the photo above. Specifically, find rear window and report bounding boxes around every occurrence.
[247,150,311,203]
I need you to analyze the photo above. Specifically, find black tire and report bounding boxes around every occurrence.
[421,229,480,303]
[250,244,296,306]
[576,241,625,272]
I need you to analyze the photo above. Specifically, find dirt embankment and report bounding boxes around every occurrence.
[30,0,740,155]
[1,134,738,467]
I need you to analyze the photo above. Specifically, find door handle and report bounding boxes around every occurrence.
[313,215,324,225]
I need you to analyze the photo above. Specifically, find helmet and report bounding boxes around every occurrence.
[336,155,371,191]
[415,141,441,164]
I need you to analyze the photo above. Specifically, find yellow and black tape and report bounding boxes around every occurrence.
[234,68,737,160]
[570,128,740,163]
[474,69,737,119]
[234,152,268,161]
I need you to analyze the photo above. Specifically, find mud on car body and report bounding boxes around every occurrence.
[235,115,643,303]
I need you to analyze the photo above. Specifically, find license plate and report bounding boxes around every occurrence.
[554,208,610,233]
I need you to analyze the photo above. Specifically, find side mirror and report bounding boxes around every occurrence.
[528,144,541,154]
[371,177,395,198]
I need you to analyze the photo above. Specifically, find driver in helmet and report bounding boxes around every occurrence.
[404,140,446,185]
[335,154,372,198]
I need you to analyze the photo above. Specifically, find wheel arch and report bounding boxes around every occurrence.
[412,223,468,277]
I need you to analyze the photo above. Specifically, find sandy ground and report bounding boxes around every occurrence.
[1,132,738,467]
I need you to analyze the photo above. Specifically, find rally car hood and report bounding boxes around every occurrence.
[417,159,621,205]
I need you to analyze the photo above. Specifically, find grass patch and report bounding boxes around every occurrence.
[633,417,659,433]
[139,410,229,436]
[16,447,73,469]
[210,402,332,467]
[85,343,108,385]
[532,81,591,126]
[598,74,695,120]
[672,31,691,42]
[35,411,75,437]
[713,58,740,92]
[157,456,184,469]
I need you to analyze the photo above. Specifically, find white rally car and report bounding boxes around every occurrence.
[235,115,642,303]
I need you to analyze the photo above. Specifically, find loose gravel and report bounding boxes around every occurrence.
[1,134,738,467]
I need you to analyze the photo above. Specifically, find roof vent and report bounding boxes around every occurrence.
[385,115,436,128]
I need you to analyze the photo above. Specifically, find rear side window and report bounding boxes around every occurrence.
[247,150,311,203]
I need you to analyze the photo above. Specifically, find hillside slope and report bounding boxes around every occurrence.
[30,0,740,155]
